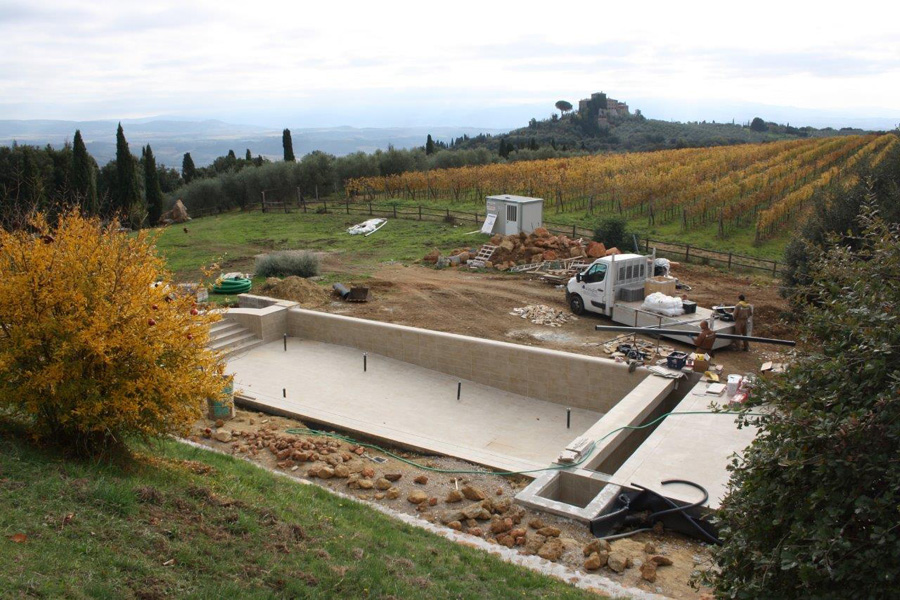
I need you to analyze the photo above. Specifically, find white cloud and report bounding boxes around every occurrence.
[1,0,898,125]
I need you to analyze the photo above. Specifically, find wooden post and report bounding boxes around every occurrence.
[315,185,319,201]
[685,244,690,261]
[728,252,733,268]
[261,190,267,213]
[418,205,422,221]
[346,200,350,215]
[772,261,778,276]
[572,224,577,237]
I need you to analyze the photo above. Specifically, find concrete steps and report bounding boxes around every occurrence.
[208,320,263,358]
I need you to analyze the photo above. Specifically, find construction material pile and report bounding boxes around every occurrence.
[510,304,576,327]
[423,227,620,271]
[257,276,330,307]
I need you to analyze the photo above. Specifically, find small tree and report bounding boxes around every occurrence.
[555,100,573,118]
[592,216,635,250]
[71,129,98,215]
[114,123,141,225]
[710,205,900,598]
[425,134,435,156]
[142,144,163,227]
[750,117,768,132]
[283,128,295,162]
[182,152,197,184]
[0,212,225,456]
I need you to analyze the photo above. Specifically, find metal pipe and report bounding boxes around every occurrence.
[363,352,367,372]
[457,381,461,401]
[594,325,796,347]
[567,408,571,429]
[283,333,287,352]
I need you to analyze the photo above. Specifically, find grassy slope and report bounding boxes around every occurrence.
[0,428,594,599]
[155,212,486,281]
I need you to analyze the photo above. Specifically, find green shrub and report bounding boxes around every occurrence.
[592,216,639,251]
[254,251,320,278]
[710,205,900,598]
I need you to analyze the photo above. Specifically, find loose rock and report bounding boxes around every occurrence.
[375,478,392,490]
[413,475,428,485]
[445,490,464,503]
[407,491,428,504]
[461,485,486,501]
[640,561,658,582]
[608,552,629,573]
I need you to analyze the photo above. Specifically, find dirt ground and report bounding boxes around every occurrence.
[318,258,794,377]
[192,410,715,599]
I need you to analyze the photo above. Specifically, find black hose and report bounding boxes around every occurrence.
[633,481,721,545]
[647,479,709,519]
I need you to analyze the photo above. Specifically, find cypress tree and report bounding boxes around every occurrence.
[114,123,140,223]
[282,129,295,162]
[142,145,163,227]
[182,152,197,184]
[71,130,98,215]
[245,149,252,161]
[425,134,435,155]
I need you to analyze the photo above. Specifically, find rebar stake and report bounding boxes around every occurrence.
[567,408,571,429]
[457,381,461,401]
[363,352,367,372]
[283,333,287,352]
[282,388,286,398]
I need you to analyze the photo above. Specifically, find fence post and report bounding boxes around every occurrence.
[772,261,778,276]
[393,205,397,218]
[418,205,422,221]
[572,224,577,237]
[261,190,266,213]
[685,244,690,261]
[346,200,350,215]
[728,252,733,268]
[446,208,450,219]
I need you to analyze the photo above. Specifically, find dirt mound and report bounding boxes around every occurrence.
[258,276,330,307]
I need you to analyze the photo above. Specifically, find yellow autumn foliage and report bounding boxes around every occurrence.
[0,212,224,454]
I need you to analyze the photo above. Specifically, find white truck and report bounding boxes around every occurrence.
[565,253,735,350]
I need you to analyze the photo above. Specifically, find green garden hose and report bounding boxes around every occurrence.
[212,277,252,294]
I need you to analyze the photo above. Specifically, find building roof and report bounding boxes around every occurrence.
[486,194,544,204]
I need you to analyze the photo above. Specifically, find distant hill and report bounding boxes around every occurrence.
[450,92,878,156]
[0,120,504,167]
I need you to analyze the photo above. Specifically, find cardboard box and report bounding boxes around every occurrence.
[644,276,677,297]
[692,358,710,372]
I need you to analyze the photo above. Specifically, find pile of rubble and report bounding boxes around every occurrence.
[423,227,620,271]
[510,304,577,327]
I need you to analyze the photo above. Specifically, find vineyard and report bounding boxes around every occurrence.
[346,134,898,242]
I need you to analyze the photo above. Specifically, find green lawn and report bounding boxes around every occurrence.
[0,425,595,599]
[155,211,488,280]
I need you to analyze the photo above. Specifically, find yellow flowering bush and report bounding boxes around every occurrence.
[0,212,224,455]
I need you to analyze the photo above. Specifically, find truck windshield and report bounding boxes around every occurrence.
[583,263,607,283]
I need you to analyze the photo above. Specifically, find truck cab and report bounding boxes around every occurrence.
[566,254,650,317]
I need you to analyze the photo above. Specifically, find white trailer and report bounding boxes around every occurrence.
[565,253,735,350]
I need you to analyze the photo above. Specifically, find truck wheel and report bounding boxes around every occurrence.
[569,294,585,315]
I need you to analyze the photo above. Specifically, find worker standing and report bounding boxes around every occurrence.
[731,294,753,351]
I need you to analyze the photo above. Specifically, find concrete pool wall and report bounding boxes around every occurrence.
[286,307,647,412]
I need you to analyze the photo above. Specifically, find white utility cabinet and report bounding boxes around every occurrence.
[484,195,543,235]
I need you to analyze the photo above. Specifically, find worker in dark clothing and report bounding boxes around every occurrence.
[693,320,717,355]
[731,294,754,351]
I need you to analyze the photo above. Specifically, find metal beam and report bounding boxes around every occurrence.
[594,325,796,347]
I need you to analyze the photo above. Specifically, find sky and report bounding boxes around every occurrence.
[1,0,899,129]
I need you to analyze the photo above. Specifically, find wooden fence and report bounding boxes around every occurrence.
[189,198,783,276]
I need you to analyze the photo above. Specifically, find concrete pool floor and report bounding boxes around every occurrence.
[227,339,605,473]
